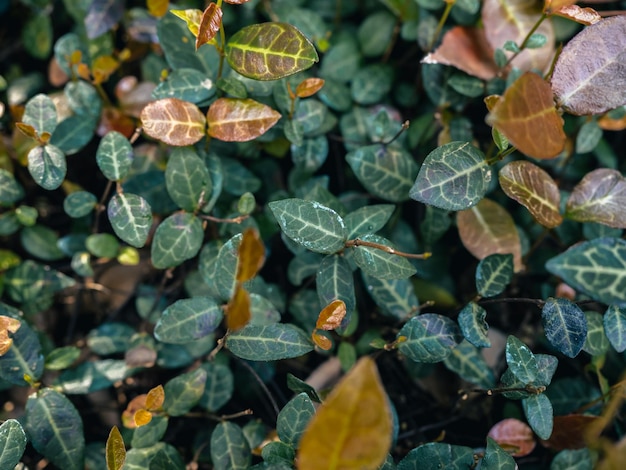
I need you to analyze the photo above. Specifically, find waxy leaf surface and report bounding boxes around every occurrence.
[141,98,206,146]
[227,323,313,360]
[0,419,27,469]
[196,3,222,49]
[207,98,281,142]
[565,169,626,228]
[398,314,463,363]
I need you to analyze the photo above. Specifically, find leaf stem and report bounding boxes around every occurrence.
[428,0,456,52]
[485,145,517,165]
[345,238,431,260]
[502,13,548,70]
[201,214,249,224]
[92,179,114,234]
[382,120,410,146]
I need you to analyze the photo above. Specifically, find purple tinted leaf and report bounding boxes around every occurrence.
[85,0,125,39]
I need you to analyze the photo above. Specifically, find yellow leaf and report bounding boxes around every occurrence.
[105,426,126,470]
[0,315,21,356]
[147,0,169,18]
[146,384,165,410]
[227,284,251,331]
[134,409,153,427]
[297,357,392,470]
[236,227,265,282]
[315,300,346,331]
[170,9,203,37]
[122,394,147,428]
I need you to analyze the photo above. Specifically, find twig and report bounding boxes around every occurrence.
[201,214,250,224]
[233,355,281,418]
[345,238,431,260]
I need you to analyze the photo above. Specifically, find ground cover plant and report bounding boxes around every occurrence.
[1,0,626,468]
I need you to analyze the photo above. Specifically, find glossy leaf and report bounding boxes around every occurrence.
[154,297,222,344]
[604,305,626,352]
[499,160,562,228]
[0,319,44,385]
[398,314,463,363]
[151,213,203,269]
[565,169,626,228]
[27,144,67,190]
[152,68,216,104]
[210,422,251,470]
[297,357,392,470]
[457,198,523,272]
[546,237,626,306]
[163,367,207,416]
[237,227,265,282]
[398,442,474,470]
[277,392,315,446]
[362,273,418,320]
[551,15,626,115]
[225,22,319,80]
[311,331,332,350]
[476,253,514,298]
[165,147,211,212]
[542,297,588,358]
[481,437,516,470]
[344,204,395,239]
[141,98,206,146]
[457,302,490,348]
[207,98,281,142]
[226,323,313,360]
[107,193,153,248]
[0,419,27,469]
[226,284,251,331]
[488,72,565,159]
[316,299,347,331]
[443,340,496,389]
[170,9,202,36]
[506,335,538,383]
[582,311,610,356]
[0,315,21,356]
[25,388,85,470]
[317,255,355,316]
[351,234,417,280]
[106,426,126,470]
[522,394,553,440]
[409,141,490,211]
[269,198,347,254]
[347,144,418,202]
[22,94,57,137]
[197,3,222,50]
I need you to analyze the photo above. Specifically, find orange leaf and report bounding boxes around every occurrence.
[599,112,626,131]
[146,384,165,410]
[141,98,206,146]
[554,5,601,25]
[236,227,265,282]
[422,26,498,80]
[488,72,565,159]
[196,3,222,50]
[543,0,576,14]
[147,0,169,17]
[457,198,523,272]
[15,122,39,141]
[134,409,153,427]
[487,418,536,457]
[105,426,126,470]
[0,315,21,356]
[315,300,347,331]
[499,160,563,228]
[297,357,392,470]
[311,331,332,351]
[296,78,326,98]
[122,394,147,428]
[227,284,251,331]
[206,98,281,142]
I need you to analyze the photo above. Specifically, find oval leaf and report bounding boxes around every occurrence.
[444,339,496,389]
[22,94,57,136]
[107,193,153,248]
[27,144,67,190]
[476,253,514,298]
[316,255,355,316]
[226,323,314,361]
[505,335,538,383]
[196,3,222,50]
[207,98,281,142]
[210,422,251,470]
[487,418,536,457]
[297,357,392,470]
[141,98,206,146]
[165,147,211,211]
[151,212,204,269]
[565,169,626,228]
[397,314,463,363]
[351,234,417,280]
[106,426,126,470]
[163,368,207,416]
[0,419,27,469]
[499,160,563,228]
[522,394,554,440]
[155,297,223,344]
[226,284,251,331]
[96,130,133,181]
[237,227,265,282]
[277,392,315,446]
[225,22,319,80]
[542,297,588,358]
[457,302,490,348]
[604,305,626,352]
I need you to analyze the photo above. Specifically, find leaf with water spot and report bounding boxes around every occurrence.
[0,419,27,469]
[141,98,206,146]
[206,98,281,142]
[565,169,626,228]
[542,297,587,358]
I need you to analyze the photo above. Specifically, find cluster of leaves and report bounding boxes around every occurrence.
[1,0,626,469]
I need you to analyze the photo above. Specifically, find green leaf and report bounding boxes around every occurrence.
[361,272,419,320]
[320,37,361,83]
[409,141,490,211]
[551,449,593,470]
[506,335,538,383]
[45,346,81,370]
[96,131,133,181]
[357,11,396,58]
[398,314,462,363]
[213,233,243,300]
[286,373,321,403]
[582,311,610,356]
[27,144,67,190]
[546,237,626,306]
[0,419,27,469]
[20,224,64,261]
[163,367,207,416]
[291,135,329,172]
[0,318,44,385]
[522,393,553,440]
[318,79,352,112]
[293,99,328,137]
[65,81,102,119]
[604,305,626,352]
[288,251,323,286]
[0,169,25,206]
[225,22,319,80]
[420,206,451,247]
[199,362,234,412]
[56,360,132,394]
[25,388,85,470]
[277,392,316,446]
[351,64,394,105]
[542,297,588,358]
[210,422,251,470]
[86,233,119,258]
[351,234,417,280]
[475,254,514,298]
[347,144,418,203]
[64,191,97,218]
[397,442,474,470]
[153,68,215,104]
[444,340,496,388]
[23,13,53,59]
[249,293,281,325]
[151,212,204,269]
[220,157,261,196]
[131,416,169,449]
[457,302,490,348]
[575,121,602,154]
[545,377,601,415]
[481,437,516,470]
[226,323,314,361]
[49,115,97,155]
[316,254,355,316]
[22,94,57,136]
[108,193,153,248]
[149,441,185,470]
[448,74,485,98]
[268,198,347,254]
[87,322,134,355]
[261,441,295,465]
[166,148,211,211]
[154,297,223,344]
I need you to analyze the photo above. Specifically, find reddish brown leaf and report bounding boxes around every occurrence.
[598,113,626,131]
[457,198,523,272]
[0,315,21,356]
[554,5,601,25]
[316,300,347,331]
[565,169,626,228]
[311,331,332,351]
[116,77,157,118]
[196,3,222,50]
[423,26,499,80]
[122,394,148,428]
[236,228,265,282]
[296,78,326,98]
[499,160,563,228]
[97,107,136,138]
[48,57,69,87]
[542,414,600,450]
[145,384,165,410]
[227,284,251,331]
[206,98,281,142]
[147,0,169,17]
[483,0,555,72]
[141,98,206,146]
[487,418,536,457]
[488,72,566,159]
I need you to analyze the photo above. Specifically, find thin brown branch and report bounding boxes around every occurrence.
[201,214,250,224]
[345,238,431,260]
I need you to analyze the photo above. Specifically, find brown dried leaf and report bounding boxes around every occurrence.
[457,198,523,272]
[207,98,281,142]
[0,315,21,356]
[196,3,222,50]
[15,122,39,141]
[482,0,555,72]
[227,284,251,331]
[423,26,498,80]
[488,72,566,159]
[554,5,601,25]
[141,98,206,146]
[565,169,626,228]
[296,78,326,98]
[487,418,536,457]
[316,300,347,331]
[499,160,563,228]
[542,414,600,450]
